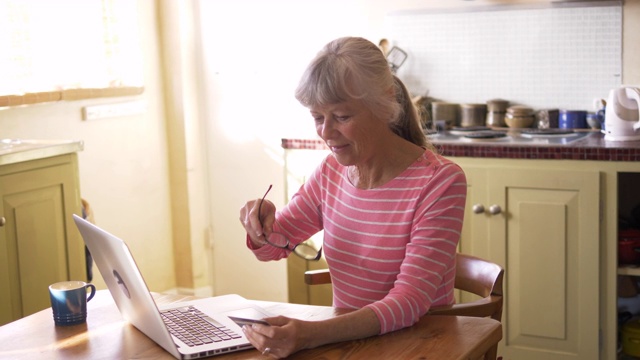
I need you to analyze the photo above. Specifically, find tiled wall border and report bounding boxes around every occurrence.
[434,143,640,161]
[281,138,640,162]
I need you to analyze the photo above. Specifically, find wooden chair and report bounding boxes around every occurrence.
[304,253,504,360]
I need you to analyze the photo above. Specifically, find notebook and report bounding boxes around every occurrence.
[73,214,271,359]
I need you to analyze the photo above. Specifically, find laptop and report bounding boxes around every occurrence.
[73,214,272,359]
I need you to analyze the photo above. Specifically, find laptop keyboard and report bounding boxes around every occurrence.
[161,306,242,347]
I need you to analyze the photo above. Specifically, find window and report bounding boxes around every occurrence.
[0,0,143,107]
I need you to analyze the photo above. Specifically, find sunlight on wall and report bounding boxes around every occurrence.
[0,0,142,95]
[199,0,368,147]
[197,0,370,301]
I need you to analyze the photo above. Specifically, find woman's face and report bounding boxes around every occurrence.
[310,99,389,167]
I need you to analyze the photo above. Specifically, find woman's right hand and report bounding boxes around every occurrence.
[242,315,312,359]
[239,197,276,247]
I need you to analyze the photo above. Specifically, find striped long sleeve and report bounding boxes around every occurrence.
[248,149,467,334]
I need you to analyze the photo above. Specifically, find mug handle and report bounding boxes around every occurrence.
[86,283,97,302]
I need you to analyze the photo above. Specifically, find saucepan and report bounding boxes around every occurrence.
[619,229,640,265]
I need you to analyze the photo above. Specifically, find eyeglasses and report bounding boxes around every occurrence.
[258,184,322,261]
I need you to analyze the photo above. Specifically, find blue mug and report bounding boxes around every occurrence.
[49,281,96,326]
[559,110,587,129]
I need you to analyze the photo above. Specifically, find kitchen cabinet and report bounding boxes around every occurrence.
[0,153,85,326]
[616,172,640,359]
[454,158,600,360]
[282,147,332,306]
[450,154,640,360]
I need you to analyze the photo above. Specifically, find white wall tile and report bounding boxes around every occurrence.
[385,3,621,111]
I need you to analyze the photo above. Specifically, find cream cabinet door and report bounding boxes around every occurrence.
[283,149,333,306]
[457,166,490,304]
[461,165,600,360]
[0,155,84,325]
[459,166,489,260]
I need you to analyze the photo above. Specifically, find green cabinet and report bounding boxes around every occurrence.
[282,146,638,358]
[455,158,600,360]
[0,153,84,325]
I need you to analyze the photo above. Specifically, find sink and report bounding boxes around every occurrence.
[0,139,84,165]
[1,139,42,154]
[1,139,81,154]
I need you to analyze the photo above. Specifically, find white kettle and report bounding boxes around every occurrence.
[604,86,640,141]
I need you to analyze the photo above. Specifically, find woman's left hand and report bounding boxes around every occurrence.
[242,315,310,358]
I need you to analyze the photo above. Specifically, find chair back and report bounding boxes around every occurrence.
[305,253,504,320]
[304,252,504,359]
[428,253,504,322]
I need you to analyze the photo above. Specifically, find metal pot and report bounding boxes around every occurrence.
[619,229,640,265]
[460,104,487,128]
[431,102,459,129]
[486,99,509,127]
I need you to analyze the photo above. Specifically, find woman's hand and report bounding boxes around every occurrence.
[242,308,380,358]
[239,198,276,247]
[242,316,311,359]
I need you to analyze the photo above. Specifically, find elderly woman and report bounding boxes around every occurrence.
[239,36,467,358]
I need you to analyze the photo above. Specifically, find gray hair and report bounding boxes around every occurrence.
[295,37,428,148]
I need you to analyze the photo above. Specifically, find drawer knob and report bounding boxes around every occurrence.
[0,217,5,226]
[472,204,485,214]
[489,205,502,215]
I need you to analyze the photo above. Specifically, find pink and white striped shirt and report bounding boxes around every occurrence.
[248,149,467,334]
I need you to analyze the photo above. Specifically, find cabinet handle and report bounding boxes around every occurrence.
[472,204,485,214]
[489,205,502,215]
[0,217,5,226]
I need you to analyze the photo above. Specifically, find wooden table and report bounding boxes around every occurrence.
[0,290,502,359]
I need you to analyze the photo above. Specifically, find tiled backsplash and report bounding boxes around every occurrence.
[385,2,622,111]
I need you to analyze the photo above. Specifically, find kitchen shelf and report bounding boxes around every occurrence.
[619,266,640,277]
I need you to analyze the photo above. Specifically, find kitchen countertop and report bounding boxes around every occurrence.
[0,139,84,166]
[281,130,640,162]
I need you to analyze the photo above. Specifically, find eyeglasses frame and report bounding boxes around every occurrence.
[258,184,322,261]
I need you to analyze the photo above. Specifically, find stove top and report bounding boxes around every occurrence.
[426,128,593,145]
[520,128,577,138]
[450,126,493,134]
[463,130,507,139]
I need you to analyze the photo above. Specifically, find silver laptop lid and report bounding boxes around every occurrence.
[73,214,181,358]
